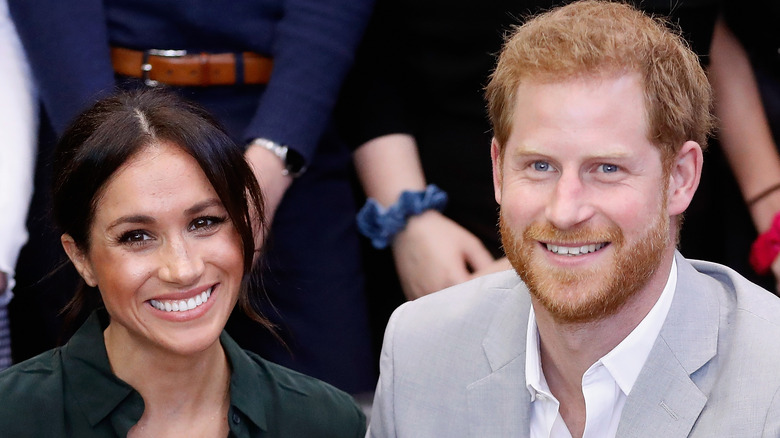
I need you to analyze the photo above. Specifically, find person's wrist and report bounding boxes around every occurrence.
[747,182,780,208]
[748,188,780,232]
[750,211,780,275]
[248,138,306,177]
[357,184,448,249]
[394,210,441,241]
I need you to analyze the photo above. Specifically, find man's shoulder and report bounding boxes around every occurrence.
[372,270,531,435]
[383,269,530,372]
[392,269,528,331]
[685,257,780,326]
[676,256,780,376]
[670,257,780,434]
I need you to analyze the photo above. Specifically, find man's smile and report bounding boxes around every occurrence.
[544,242,608,256]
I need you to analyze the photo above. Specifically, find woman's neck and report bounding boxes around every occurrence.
[104,324,232,437]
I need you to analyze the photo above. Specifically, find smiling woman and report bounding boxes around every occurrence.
[0,89,366,437]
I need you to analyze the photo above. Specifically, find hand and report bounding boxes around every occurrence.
[0,271,6,293]
[469,256,513,279]
[392,210,495,300]
[771,256,780,294]
[244,144,294,251]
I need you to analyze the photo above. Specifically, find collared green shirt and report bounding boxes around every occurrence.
[0,311,366,437]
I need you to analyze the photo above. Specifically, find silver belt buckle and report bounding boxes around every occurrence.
[142,49,188,87]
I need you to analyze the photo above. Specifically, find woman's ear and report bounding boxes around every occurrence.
[60,234,97,287]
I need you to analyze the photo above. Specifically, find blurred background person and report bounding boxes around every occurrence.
[695,3,780,293]
[0,0,37,371]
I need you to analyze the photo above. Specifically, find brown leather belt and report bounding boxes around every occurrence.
[110,47,273,87]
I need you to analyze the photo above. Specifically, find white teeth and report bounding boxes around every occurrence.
[150,287,214,312]
[545,242,606,256]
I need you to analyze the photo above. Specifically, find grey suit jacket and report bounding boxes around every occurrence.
[368,253,780,437]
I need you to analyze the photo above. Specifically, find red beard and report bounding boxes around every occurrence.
[501,212,669,324]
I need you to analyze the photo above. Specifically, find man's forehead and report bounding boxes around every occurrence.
[514,67,641,90]
[500,73,665,168]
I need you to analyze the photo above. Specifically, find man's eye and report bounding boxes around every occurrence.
[533,161,552,172]
[599,163,619,173]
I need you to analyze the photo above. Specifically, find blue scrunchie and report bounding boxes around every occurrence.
[356,184,448,249]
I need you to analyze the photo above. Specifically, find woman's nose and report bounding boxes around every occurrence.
[157,236,204,285]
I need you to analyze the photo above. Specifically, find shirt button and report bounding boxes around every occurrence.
[232,412,241,424]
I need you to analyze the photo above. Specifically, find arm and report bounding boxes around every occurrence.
[243,0,375,222]
[8,0,115,134]
[354,134,494,300]
[0,0,37,297]
[709,17,780,288]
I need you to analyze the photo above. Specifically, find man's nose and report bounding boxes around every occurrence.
[157,236,204,285]
[544,172,595,230]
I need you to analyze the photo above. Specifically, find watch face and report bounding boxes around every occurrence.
[285,148,306,175]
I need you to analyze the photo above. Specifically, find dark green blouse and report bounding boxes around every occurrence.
[0,312,366,437]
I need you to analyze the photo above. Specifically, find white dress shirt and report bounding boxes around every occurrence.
[0,0,37,300]
[526,258,678,438]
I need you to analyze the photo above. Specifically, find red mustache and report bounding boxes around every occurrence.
[523,222,624,246]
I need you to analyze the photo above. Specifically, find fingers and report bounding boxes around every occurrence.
[462,237,495,272]
[469,257,513,279]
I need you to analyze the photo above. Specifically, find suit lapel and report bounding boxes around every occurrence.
[617,253,719,437]
[467,282,532,438]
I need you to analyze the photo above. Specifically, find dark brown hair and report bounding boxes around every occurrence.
[53,88,271,330]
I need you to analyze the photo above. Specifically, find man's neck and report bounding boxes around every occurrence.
[532,253,675,437]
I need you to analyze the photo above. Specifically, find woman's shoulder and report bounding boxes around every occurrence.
[249,350,360,402]
[0,349,67,432]
[233,347,367,437]
[0,348,65,392]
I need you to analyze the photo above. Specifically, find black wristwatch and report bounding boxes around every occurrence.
[250,138,307,177]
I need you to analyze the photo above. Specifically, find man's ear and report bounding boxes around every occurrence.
[491,137,503,205]
[60,234,97,287]
[667,140,703,215]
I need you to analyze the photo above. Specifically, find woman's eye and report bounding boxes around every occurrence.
[532,161,552,172]
[119,230,152,245]
[598,163,619,173]
[189,216,226,232]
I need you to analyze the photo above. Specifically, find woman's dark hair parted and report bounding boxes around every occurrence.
[52,88,271,329]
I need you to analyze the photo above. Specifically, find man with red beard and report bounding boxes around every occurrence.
[367,2,780,437]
